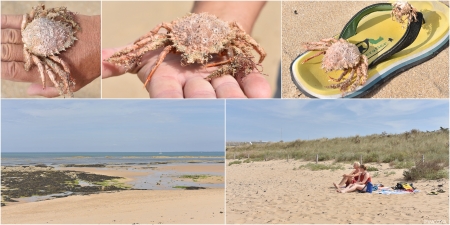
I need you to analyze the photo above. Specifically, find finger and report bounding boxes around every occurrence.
[211,75,247,98]
[1,15,23,29]
[101,49,128,78]
[27,84,61,98]
[183,76,216,98]
[1,61,40,83]
[147,74,184,98]
[238,73,272,98]
[1,44,24,62]
[1,29,23,44]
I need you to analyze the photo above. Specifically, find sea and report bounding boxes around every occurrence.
[1,151,224,166]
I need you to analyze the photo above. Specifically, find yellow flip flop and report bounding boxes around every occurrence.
[290,1,449,98]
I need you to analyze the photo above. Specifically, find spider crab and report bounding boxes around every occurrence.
[302,38,369,95]
[21,4,79,97]
[391,1,418,28]
[105,12,266,87]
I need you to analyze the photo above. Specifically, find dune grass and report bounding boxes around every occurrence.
[227,128,449,180]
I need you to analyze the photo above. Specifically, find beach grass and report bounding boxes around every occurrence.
[227,128,449,180]
[228,161,242,166]
[298,163,344,171]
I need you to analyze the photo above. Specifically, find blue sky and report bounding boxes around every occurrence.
[226,99,449,142]
[2,100,224,152]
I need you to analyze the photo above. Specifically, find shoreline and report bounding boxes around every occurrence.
[2,163,224,206]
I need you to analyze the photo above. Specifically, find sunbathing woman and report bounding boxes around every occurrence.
[337,164,371,193]
[333,162,361,189]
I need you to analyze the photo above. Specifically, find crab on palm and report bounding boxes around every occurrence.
[302,38,369,95]
[21,4,79,97]
[105,12,266,87]
[391,1,418,27]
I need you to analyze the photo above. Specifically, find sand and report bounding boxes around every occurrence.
[1,1,101,98]
[226,160,449,224]
[102,1,281,98]
[282,1,449,98]
[1,189,224,224]
[2,164,224,224]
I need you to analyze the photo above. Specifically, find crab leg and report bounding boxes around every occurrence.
[329,69,350,82]
[143,45,173,87]
[44,64,59,88]
[108,39,168,67]
[31,55,46,89]
[135,23,173,44]
[23,49,32,71]
[205,64,234,81]
[49,55,70,74]
[205,59,232,68]
[21,14,30,32]
[302,51,325,64]
[109,34,167,59]
[44,58,70,92]
[232,22,266,63]
[359,55,369,85]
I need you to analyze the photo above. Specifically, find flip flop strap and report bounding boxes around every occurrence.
[339,3,424,68]
[340,3,393,39]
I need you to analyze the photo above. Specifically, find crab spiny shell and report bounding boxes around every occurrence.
[171,13,232,64]
[22,17,77,57]
[322,40,361,72]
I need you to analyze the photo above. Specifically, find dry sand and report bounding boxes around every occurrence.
[282,1,449,98]
[226,160,449,224]
[2,164,224,224]
[2,189,224,224]
[102,1,281,98]
[1,1,101,98]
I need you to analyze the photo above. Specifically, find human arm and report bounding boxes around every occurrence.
[1,14,101,97]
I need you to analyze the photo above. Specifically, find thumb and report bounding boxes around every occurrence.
[102,48,129,78]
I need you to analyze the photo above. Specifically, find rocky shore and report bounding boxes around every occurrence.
[1,165,128,206]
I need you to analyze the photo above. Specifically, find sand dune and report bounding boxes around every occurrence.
[226,160,448,224]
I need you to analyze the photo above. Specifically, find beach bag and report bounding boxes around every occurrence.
[365,182,373,193]
[402,183,414,192]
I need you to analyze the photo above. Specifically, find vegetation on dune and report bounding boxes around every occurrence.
[227,128,449,180]
[298,163,344,171]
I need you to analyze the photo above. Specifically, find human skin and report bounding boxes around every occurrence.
[1,14,101,97]
[102,1,271,98]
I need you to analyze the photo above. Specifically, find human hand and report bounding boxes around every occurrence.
[102,46,271,98]
[1,14,101,97]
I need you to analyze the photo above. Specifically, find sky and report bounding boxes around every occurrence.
[226,99,449,142]
[2,100,224,152]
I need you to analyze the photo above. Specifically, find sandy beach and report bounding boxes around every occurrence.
[226,160,448,224]
[282,1,449,98]
[2,163,224,224]
[2,189,224,224]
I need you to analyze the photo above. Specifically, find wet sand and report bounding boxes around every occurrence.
[226,160,448,224]
[282,1,449,98]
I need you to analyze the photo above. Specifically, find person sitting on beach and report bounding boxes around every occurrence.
[337,164,372,193]
[333,162,361,189]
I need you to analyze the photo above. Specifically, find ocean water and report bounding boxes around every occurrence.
[1,152,224,166]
